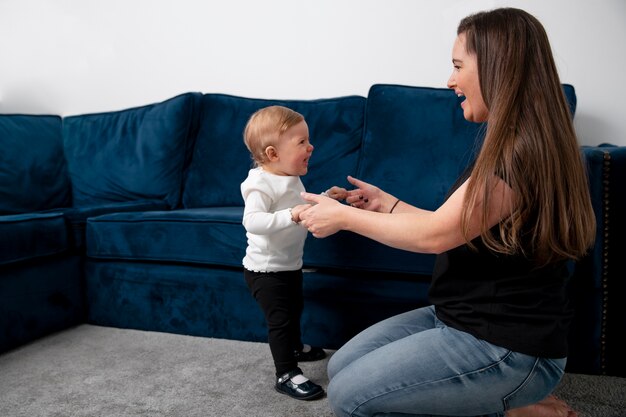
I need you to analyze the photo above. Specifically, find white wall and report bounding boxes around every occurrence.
[0,0,624,146]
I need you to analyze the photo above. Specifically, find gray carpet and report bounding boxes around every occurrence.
[0,325,624,417]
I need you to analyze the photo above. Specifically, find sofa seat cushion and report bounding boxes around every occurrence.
[49,199,170,251]
[63,92,201,209]
[0,213,68,265]
[86,206,437,274]
[86,208,246,267]
[182,93,366,208]
[86,207,434,275]
[0,115,71,214]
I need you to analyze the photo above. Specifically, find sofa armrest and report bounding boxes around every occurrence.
[569,145,626,377]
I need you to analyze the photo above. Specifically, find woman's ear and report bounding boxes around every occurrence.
[265,146,279,162]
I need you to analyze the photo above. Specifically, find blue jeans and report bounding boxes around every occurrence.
[327,306,566,417]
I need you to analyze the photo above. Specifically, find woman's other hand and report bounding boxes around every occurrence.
[343,176,388,212]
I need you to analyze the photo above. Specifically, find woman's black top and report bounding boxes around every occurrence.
[428,166,573,358]
[429,240,572,358]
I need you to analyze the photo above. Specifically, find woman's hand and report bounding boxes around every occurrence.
[343,176,388,212]
[299,193,345,238]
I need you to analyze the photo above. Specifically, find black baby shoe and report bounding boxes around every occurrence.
[293,346,326,362]
[275,370,324,401]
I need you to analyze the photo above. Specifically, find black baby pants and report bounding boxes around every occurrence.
[244,269,304,377]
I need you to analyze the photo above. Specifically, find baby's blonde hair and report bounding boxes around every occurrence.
[243,105,304,166]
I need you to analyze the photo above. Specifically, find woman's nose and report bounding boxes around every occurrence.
[447,72,456,89]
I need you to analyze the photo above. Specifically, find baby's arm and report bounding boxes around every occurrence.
[243,190,298,234]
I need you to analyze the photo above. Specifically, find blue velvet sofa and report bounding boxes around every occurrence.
[1,85,625,378]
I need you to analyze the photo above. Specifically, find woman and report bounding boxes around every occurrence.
[299,7,594,417]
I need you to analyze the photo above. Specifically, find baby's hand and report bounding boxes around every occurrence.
[324,186,348,201]
[290,204,312,223]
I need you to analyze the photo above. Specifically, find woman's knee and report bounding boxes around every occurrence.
[327,351,341,380]
[327,372,356,417]
[503,357,566,410]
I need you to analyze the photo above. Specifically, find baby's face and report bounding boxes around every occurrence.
[266,121,314,177]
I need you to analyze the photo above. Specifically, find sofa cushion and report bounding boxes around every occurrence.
[358,83,577,207]
[359,84,487,206]
[86,208,245,267]
[305,83,579,276]
[563,84,577,116]
[0,115,71,214]
[302,85,483,275]
[54,199,170,251]
[84,205,437,277]
[0,213,68,265]
[182,93,366,208]
[63,92,201,209]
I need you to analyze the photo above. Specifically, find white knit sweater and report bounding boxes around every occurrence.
[240,167,308,272]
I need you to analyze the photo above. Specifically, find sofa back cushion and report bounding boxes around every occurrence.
[307,83,577,276]
[359,84,483,210]
[302,85,482,274]
[63,92,201,208]
[0,115,71,214]
[307,85,482,275]
[359,83,577,209]
[182,93,366,208]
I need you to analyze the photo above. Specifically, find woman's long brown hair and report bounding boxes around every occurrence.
[458,8,596,265]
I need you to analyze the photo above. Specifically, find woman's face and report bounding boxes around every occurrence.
[447,33,489,123]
